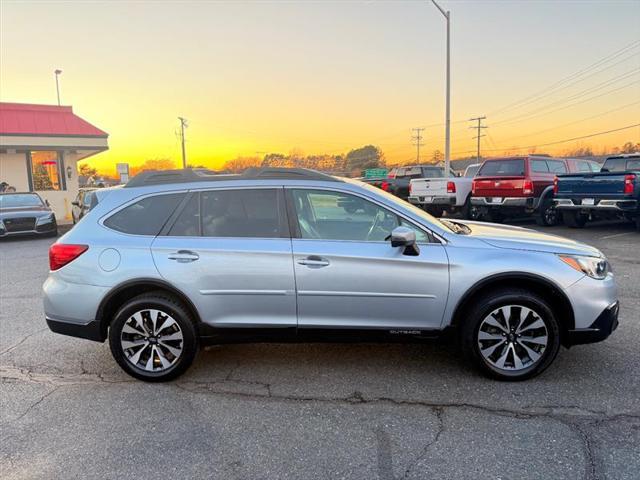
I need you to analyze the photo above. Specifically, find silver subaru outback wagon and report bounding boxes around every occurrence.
[43,168,619,382]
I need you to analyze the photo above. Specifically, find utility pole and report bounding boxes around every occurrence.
[54,69,62,105]
[430,0,451,177]
[469,116,487,162]
[178,117,188,169]
[411,128,425,162]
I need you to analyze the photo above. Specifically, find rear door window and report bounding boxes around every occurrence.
[200,189,287,238]
[104,193,185,235]
[530,160,549,173]
[478,159,525,176]
[576,161,592,173]
[546,160,567,173]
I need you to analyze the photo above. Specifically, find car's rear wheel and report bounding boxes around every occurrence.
[461,288,561,381]
[562,210,588,228]
[109,292,198,382]
[535,197,559,226]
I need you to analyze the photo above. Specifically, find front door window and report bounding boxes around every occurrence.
[291,189,429,242]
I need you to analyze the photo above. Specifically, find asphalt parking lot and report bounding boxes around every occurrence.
[1,221,638,480]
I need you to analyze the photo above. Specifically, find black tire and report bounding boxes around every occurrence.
[109,291,198,382]
[460,288,561,381]
[485,210,504,223]
[460,195,472,219]
[535,196,559,227]
[562,210,588,228]
[426,205,444,217]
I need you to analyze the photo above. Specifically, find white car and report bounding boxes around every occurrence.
[408,164,481,218]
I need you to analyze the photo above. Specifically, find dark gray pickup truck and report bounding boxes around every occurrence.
[554,154,640,230]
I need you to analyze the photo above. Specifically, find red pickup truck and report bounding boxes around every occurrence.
[471,155,599,225]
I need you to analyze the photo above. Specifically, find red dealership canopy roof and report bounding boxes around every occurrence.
[0,102,108,138]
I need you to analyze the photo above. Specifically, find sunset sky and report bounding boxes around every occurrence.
[1,0,639,174]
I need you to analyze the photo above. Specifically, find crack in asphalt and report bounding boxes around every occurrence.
[0,328,48,356]
[3,364,639,480]
[402,407,445,480]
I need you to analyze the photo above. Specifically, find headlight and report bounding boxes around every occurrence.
[559,254,610,280]
[36,214,55,225]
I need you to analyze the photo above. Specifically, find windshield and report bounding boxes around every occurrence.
[0,194,43,208]
[422,167,444,178]
[603,157,640,172]
[465,165,480,177]
[478,159,525,177]
[352,180,459,234]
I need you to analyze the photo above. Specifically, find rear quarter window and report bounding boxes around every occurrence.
[104,193,185,235]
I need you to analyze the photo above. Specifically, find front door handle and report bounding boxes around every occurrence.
[168,250,200,263]
[297,256,330,267]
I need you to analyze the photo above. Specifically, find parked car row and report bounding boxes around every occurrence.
[371,154,638,230]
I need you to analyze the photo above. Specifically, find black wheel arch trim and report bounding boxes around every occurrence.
[450,272,575,332]
[95,277,203,340]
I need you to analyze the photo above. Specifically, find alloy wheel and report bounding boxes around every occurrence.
[477,305,548,372]
[120,309,184,372]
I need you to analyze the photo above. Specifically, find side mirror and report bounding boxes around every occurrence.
[45,199,50,207]
[390,226,420,256]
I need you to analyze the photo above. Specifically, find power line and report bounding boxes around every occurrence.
[491,76,640,129]
[492,100,640,146]
[488,39,640,117]
[492,68,640,126]
[452,123,640,156]
[469,116,487,162]
[411,128,425,162]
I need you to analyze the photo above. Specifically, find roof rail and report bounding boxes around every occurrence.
[241,167,340,182]
[124,167,340,188]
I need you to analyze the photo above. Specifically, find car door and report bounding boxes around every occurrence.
[151,187,297,329]
[287,187,449,331]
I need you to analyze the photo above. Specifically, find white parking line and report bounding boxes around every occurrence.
[600,232,635,240]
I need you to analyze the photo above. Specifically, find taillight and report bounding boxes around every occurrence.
[381,181,390,191]
[49,244,88,271]
[472,180,477,195]
[553,176,558,195]
[447,181,456,193]
[523,179,534,195]
[624,174,636,194]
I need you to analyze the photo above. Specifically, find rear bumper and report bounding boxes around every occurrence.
[555,198,638,213]
[471,196,538,208]
[564,301,619,346]
[408,195,457,206]
[46,316,105,342]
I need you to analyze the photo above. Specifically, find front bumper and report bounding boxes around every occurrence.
[555,198,638,213]
[0,221,57,237]
[564,301,619,346]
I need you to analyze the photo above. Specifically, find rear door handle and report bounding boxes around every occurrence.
[297,256,330,267]
[168,250,200,263]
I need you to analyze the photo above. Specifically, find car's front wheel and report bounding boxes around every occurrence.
[109,292,198,382]
[461,288,561,381]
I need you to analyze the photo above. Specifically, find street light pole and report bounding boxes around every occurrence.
[54,69,62,106]
[430,0,451,177]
